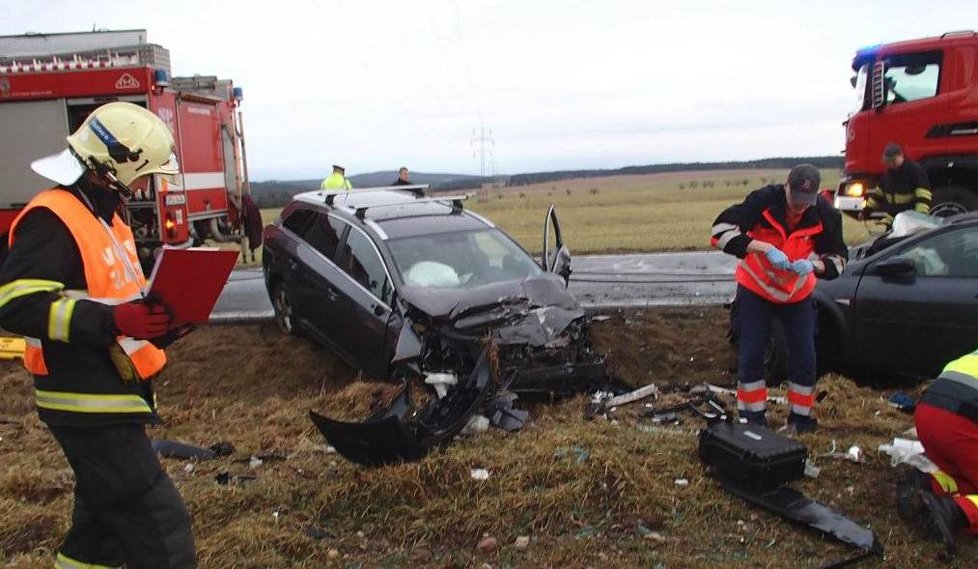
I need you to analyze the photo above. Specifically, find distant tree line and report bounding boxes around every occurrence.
[505,156,842,187]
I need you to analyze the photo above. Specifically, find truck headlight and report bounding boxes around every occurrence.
[845,182,865,197]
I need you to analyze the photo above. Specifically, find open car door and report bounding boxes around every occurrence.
[541,204,572,286]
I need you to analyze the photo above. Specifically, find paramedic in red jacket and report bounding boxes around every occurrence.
[711,164,847,432]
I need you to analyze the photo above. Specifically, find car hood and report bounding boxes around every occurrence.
[400,275,579,321]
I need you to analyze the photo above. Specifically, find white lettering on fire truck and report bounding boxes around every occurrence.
[187,106,212,116]
[114,73,141,90]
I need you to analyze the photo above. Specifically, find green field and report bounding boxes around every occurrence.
[255,168,873,260]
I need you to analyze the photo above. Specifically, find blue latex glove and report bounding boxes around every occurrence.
[790,259,815,276]
[764,248,790,270]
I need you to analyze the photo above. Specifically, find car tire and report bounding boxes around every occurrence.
[930,185,978,217]
[272,282,301,337]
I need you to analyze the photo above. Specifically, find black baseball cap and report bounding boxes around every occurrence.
[786,164,820,206]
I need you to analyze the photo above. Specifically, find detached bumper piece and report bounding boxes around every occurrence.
[721,482,883,566]
[310,349,492,467]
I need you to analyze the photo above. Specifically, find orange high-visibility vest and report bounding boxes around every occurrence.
[735,209,820,304]
[10,189,166,381]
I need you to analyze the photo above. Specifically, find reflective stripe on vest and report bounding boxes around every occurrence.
[9,190,166,381]
[941,350,978,386]
[35,389,153,414]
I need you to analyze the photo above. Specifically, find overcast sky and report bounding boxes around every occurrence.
[2,0,974,180]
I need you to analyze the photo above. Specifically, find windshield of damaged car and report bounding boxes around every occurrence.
[387,229,544,288]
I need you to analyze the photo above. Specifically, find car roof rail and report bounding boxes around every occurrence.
[354,194,471,220]
[322,184,430,206]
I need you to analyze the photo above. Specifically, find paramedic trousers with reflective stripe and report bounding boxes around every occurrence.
[735,285,817,423]
[49,424,196,569]
[915,403,978,534]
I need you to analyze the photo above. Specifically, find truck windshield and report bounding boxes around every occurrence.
[388,229,544,289]
[851,64,869,114]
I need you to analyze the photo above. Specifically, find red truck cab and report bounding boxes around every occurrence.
[836,31,978,216]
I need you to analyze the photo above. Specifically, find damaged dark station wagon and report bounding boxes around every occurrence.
[262,186,608,465]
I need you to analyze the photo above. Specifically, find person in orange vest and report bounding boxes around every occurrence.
[897,348,978,555]
[711,164,847,433]
[0,102,196,568]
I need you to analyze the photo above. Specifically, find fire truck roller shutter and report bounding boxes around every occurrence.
[0,99,71,208]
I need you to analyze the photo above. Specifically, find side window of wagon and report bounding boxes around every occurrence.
[339,228,392,304]
[302,213,345,260]
[282,209,314,235]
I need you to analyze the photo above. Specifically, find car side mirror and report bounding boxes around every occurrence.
[873,256,915,277]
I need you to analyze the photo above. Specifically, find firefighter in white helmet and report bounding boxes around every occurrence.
[0,102,196,568]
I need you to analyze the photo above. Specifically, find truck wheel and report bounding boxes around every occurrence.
[930,185,978,217]
[272,283,301,336]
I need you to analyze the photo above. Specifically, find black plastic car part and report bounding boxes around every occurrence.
[310,348,493,467]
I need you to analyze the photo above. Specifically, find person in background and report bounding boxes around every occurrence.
[321,164,353,191]
[392,166,412,186]
[0,102,196,567]
[711,164,847,433]
[863,143,931,227]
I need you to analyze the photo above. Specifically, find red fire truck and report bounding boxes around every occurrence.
[0,29,250,271]
[834,31,978,216]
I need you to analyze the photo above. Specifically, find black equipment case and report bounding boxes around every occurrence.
[699,422,808,492]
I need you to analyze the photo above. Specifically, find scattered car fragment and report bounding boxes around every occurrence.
[151,439,217,461]
[263,187,611,465]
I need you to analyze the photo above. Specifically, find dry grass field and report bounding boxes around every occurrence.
[246,169,873,265]
[2,309,972,568]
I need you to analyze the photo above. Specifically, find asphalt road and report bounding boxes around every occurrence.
[210,251,738,322]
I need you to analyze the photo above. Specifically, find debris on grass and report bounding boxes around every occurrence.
[470,468,490,481]
[553,445,590,464]
[476,535,498,553]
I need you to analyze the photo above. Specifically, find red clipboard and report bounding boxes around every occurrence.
[145,247,239,325]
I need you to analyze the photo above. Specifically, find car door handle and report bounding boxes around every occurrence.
[324,286,338,302]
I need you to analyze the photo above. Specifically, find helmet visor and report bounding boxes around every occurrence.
[30,148,87,186]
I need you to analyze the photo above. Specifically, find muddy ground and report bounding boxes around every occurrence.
[1,307,973,568]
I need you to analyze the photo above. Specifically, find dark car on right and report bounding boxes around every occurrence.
[743,212,978,383]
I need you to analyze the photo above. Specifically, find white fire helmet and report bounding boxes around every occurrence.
[31,101,179,193]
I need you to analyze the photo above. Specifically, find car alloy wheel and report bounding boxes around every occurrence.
[273,284,298,336]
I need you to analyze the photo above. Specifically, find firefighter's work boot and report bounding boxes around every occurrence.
[739,410,766,428]
[915,490,967,555]
[780,413,817,435]
[895,466,932,521]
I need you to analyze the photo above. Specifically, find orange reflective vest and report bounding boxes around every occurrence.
[736,209,819,304]
[10,190,166,382]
